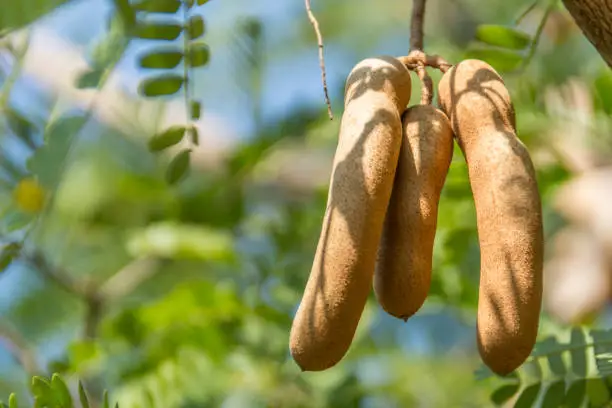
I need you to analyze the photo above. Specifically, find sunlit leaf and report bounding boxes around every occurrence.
[31,376,54,406]
[133,22,182,40]
[148,126,186,151]
[490,383,519,405]
[132,0,181,13]
[126,221,234,260]
[514,383,541,408]
[586,378,610,406]
[593,69,612,115]
[51,374,73,407]
[187,15,205,39]
[139,49,183,69]
[188,43,210,67]
[139,74,184,97]
[475,24,531,50]
[464,45,524,72]
[166,149,191,184]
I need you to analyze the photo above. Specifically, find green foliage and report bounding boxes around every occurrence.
[475,24,532,50]
[483,328,612,407]
[0,0,70,34]
[0,374,114,408]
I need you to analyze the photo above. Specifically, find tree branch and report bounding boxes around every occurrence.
[563,0,612,68]
[24,250,86,296]
[410,0,427,51]
[304,0,333,120]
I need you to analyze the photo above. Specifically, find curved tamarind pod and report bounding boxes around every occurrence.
[289,56,412,371]
[438,59,543,375]
[374,105,453,320]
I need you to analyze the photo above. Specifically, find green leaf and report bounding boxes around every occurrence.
[188,43,210,67]
[540,337,566,376]
[113,0,137,27]
[126,222,234,261]
[8,394,16,408]
[139,74,184,97]
[31,376,54,406]
[464,45,524,72]
[51,374,72,407]
[189,127,199,145]
[133,23,182,40]
[187,15,205,39]
[514,383,541,408]
[197,0,210,4]
[564,380,586,408]
[586,378,610,406]
[190,100,202,120]
[78,381,90,408]
[0,0,71,33]
[593,70,612,115]
[0,242,21,272]
[75,69,105,89]
[132,0,181,13]
[103,390,109,408]
[5,107,36,148]
[27,114,87,189]
[148,126,186,151]
[0,401,5,408]
[541,380,565,408]
[570,328,588,377]
[589,329,612,377]
[475,24,531,50]
[490,383,520,405]
[139,49,183,69]
[166,149,191,184]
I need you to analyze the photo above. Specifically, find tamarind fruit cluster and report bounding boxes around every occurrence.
[289,56,543,376]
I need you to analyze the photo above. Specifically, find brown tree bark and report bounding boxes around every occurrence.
[563,0,612,67]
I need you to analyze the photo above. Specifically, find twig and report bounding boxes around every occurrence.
[0,320,42,377]
[515,0,540,25]
[98,257,159,300]
[304,0,333,120]
[410,0,427,51]
[521,0,555,70]
[415,65,433,105]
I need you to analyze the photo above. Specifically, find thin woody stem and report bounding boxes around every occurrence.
[410,0,427,51]
[305,0,333,120]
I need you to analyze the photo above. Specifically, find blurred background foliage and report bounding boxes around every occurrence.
[1,0,612,407]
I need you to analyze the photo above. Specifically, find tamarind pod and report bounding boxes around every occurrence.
[289,56,412,371]
[438,59,544,375]
[374,105,453,320]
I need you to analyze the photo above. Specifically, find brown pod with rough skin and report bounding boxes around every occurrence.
[438,59,544,375]
[289,56,412,372]
[374,105,453,320]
